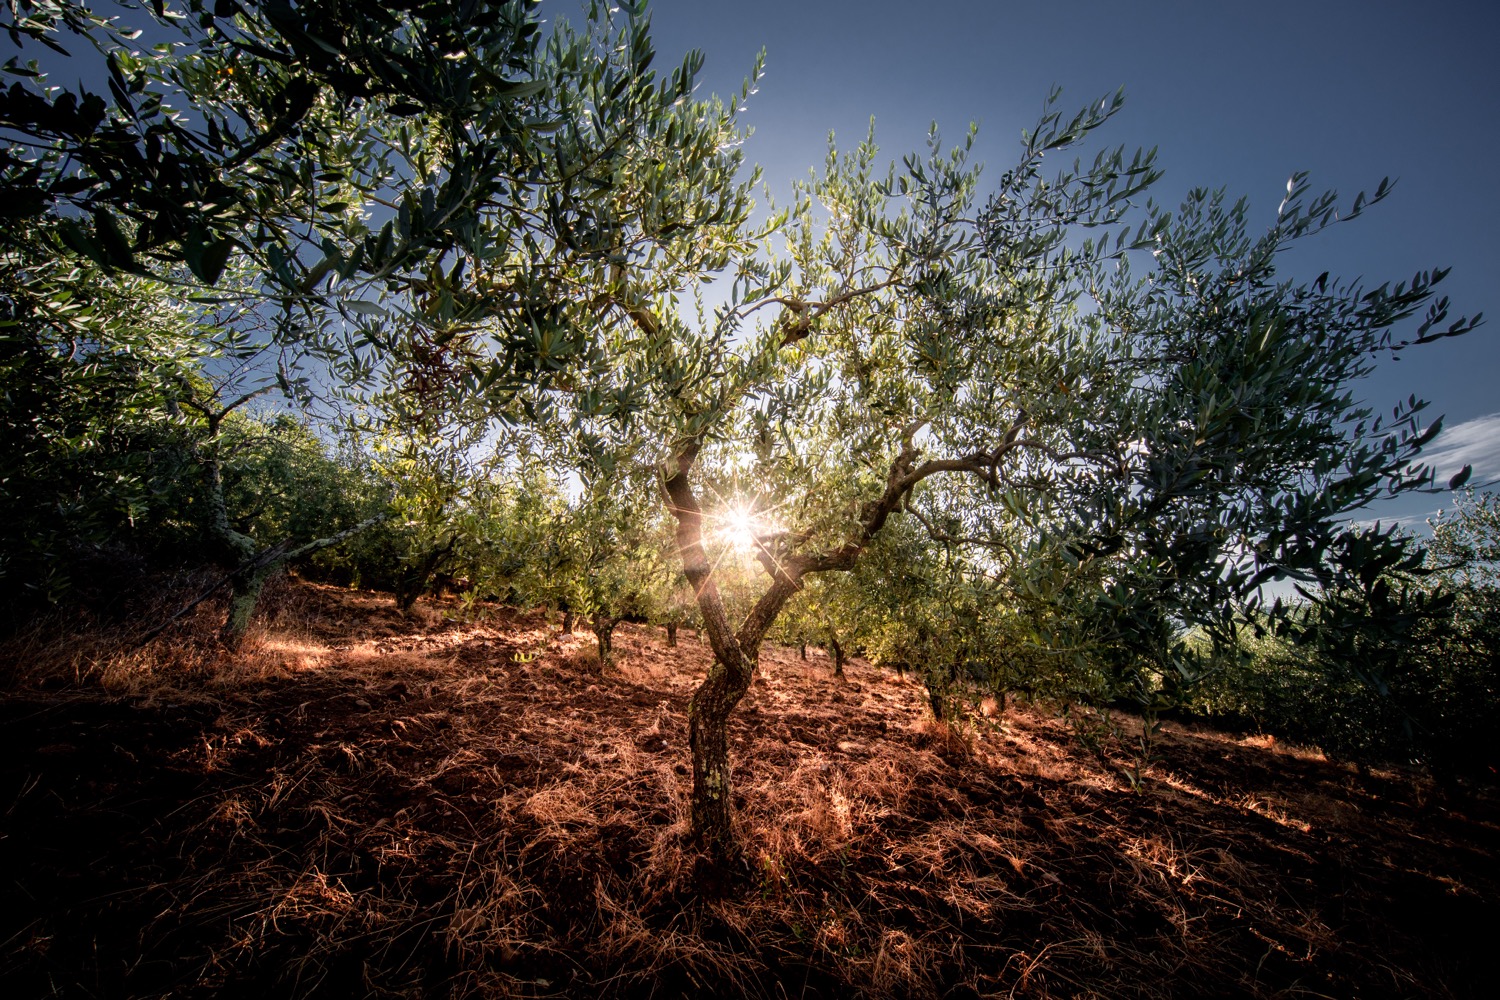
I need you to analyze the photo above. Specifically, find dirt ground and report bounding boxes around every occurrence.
[1,580,1496,999]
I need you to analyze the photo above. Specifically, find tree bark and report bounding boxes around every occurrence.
[828,628,846,679]
[395,536,455,614]
[688,647,755,857]
[221,559,278,649]
[561,609,573,634]
[218,517,387,649]
[666,622,678,647]
[201,432,260,650]
[592,613,615,665]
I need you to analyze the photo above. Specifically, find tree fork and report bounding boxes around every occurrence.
[220,516,388,649]
[660,433,949,857]
[663,446,799,859]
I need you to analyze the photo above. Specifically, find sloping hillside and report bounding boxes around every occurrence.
[1,580,1495,998]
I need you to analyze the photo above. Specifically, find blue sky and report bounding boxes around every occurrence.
[636,0,1500,529]
[10,2,1495,528]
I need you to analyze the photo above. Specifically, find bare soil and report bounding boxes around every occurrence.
[1,580,1495,999]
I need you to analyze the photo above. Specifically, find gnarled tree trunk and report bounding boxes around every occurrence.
[202,437,266,651]
[828,627,846,679]
[179,396,385,651]
[219,518,387,649]
[656,418,935,858]
[663,449,799,861]
[222,552,282,649]
[592,613,616,665]
[687,644,756,854]
[395,536,456,614]
[646,406,992,861]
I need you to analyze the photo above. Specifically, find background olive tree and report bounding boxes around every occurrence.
[0,0,728,633]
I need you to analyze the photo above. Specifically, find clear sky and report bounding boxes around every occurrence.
[11,2,1496,526]
[635,0,1500,529]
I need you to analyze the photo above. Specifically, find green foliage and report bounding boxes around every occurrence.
[4,0,737,414]
[218,412,380,560]
[979,171,1483,725]
[2,0,720,622]
[3,0,542,284]
[1430,489,1500,588]
[546,87,1464,726]
[0,229,204,610]
[1182,499,1500,776]
[1190,611,1497,778]
[454,462,570,609]
[552,473,680,628]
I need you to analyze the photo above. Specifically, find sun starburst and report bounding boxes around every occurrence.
[720,503,761,551]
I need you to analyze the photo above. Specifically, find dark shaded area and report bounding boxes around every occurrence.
[1,583,1496,998]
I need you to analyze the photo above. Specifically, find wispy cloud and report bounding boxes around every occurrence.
[1419,412,1500,485]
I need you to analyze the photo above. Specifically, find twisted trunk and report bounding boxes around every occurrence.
[663,448,798,860]
[687,645,755,855]
[395,536,455,613]
[654,416,975,857]
[202,438,260,649]
[592,613,616,664]
[220,517,387,649]
[180,396,384,651]
[221,551,282,648]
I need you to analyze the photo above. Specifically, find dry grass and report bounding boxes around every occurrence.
[1,579,1496,999]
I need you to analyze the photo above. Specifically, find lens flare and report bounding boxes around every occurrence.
[721,504,759,551]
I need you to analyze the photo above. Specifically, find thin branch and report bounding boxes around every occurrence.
[903,501,1021,565]
[131,514,387,649]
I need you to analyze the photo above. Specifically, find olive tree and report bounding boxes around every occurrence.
[512,97,1157,855]
[1429,489,1500,589]
[506,74,1476,858]
[20,5,1471,859]
[557,476,678,664]
[3,0,739,640]
[0,229,203,614]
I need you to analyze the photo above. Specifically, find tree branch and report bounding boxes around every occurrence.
[745,275,905,350]
[283,513,389,562]
[903,500,1020,564]
[660,444,745,668]
[131,514,388,649]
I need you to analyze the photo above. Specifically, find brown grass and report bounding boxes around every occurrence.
[0,578,1496,999]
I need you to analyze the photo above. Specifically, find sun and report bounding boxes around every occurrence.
[721,504,759,551]
[701,484,790,566]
